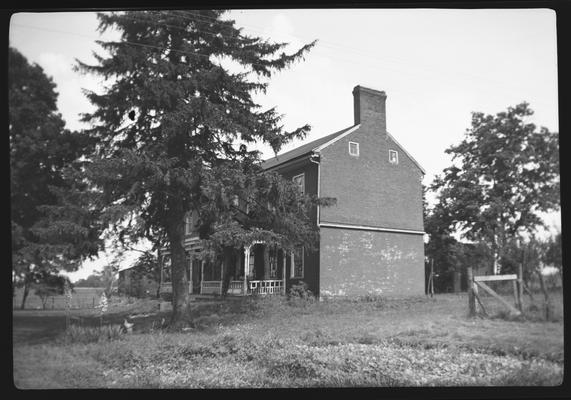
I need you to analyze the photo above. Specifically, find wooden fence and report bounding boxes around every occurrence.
[13,287,106,310]
[467,264,523,317]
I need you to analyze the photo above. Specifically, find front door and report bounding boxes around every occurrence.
[192,259,202,294]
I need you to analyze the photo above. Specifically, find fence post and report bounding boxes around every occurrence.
[467,267,476,317]
[517,263,524,311]
[430,259,434,298]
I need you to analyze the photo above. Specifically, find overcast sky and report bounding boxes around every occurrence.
[9,9,560,281]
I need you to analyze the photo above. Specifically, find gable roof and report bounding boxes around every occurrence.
[386,131,426,175]
[261,124,425,175]
[262,125,358,170]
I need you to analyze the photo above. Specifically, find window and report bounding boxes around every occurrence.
[248,250,255,279]
[161,256,172,283]
[292,173,305,194]
[231,194,239,207]
[269,247,278,279]
[184,214,193,235]
[389,150,399,164]
[291,247,304,279]
[349,141,359,156]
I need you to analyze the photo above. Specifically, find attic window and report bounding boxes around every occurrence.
[292,173,305,194]
[389,150,399,165]
[349,141,359,157]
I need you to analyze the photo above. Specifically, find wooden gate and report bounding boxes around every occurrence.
[467,265,523,317]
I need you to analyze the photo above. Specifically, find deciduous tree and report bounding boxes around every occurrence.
[10,47,101,309]
[431,103,559,274]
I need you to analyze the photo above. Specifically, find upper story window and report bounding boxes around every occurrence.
[292,173,305,194]
[184,213,193,235]
[231,194,239,207]
[349,141,360,157]
[389,150,399,165]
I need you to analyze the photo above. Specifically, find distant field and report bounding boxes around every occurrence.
[13,287,107,310]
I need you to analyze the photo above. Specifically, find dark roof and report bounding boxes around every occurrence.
[262,125,355,170]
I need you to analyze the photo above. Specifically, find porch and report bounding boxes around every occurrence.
[159,241,299,296]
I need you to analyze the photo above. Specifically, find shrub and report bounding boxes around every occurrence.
[288,282,315,307]
[357,293,385,308]
[62,324,124,344]
[288,282,313,299]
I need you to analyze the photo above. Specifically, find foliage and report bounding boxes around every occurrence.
[31,272,73,310]
[62,324,124,344]
[120,252,161,298]
[74,274,106,287]
[10,47,102,309]
[542,232,562,271]
[75,10,320,322]
[100,262,119,298]
[287,282,315,304]
[424,201,462,292]
[430,103,559,273]
[424,194,492,292]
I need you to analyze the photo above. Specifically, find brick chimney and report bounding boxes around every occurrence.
[353,85,387,131]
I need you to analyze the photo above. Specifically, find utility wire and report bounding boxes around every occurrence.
[11,23,291,73]
[11,20,555,108]
[173,9,555,95]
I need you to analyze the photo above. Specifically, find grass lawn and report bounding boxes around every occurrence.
[12,291,564,388]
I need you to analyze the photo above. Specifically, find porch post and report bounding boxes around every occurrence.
[188,256,194,294]
[158,254,163,288]
[201,260,205,295]
[263,246,270,280]
[220,259,224,295]
[282,252,286,294]
[244,246,250,295]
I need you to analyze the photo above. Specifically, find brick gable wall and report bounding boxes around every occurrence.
[318,126,424,231]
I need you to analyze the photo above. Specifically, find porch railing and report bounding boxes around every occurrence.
[201,281,223,295]
[162,279,284,296]
[228,280,245,295]
[249,280,284,295]
[159,282,173,294]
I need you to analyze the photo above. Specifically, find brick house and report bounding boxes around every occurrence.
[159,85,425,298]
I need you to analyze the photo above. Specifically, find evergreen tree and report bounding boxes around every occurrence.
[431,103,559,274]
[76,10,319,324]
[10,47,100,309]
[543,232,562,274]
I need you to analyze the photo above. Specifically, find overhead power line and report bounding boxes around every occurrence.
[11,17,556,105]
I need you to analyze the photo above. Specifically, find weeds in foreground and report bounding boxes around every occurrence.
[59,324,124,344]
[14,293,563,388]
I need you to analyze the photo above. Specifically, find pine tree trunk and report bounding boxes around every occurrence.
[167,201,189,326]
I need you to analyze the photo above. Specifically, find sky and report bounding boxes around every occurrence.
[9,9,560,281]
